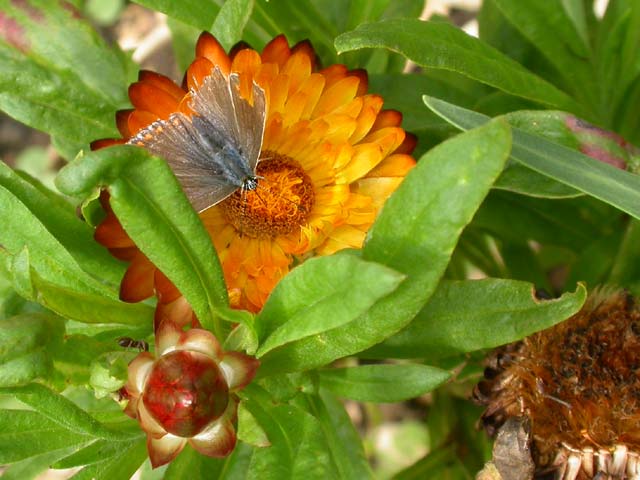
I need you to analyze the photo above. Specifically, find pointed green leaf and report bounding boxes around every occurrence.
[0,383,137,441]
[211,0,255,50]
[369,279,587,359]
[0,410,94,463]
[424,95,640,220]
[256,254,405,357]
[335,19,584,114]
[318,364,451,403]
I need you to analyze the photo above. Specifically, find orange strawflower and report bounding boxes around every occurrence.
[94,33,416,313]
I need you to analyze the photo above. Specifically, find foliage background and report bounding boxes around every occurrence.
[0,0,638,479]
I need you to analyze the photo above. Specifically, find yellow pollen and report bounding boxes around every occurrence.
[220,152,314,238]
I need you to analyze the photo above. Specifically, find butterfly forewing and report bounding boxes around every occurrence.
[128,66,267,212]
[228,74,266,170]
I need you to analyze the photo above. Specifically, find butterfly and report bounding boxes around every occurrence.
[128,66,267,213]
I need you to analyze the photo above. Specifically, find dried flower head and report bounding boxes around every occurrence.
[124,321,259,467]
[474,290,640,480]
[93,33,416,313]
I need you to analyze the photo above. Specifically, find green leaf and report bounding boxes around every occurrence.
[0,313,64,386]
[304,390,373,479]
[68,439,147,480]
[491,0,594,104]
[242,386,338,479]
[0,410,94,464]
[31,271,154,326]
[317,364,451,403]
[368,279,587,359]
[0,383,137,441]
[0,0,134,156]
[0,179,119,298]
[211,0,255,50]
[424,96,640,220]
[0,162,123,284]
[0,445,83,480]
[56,146,229,335]
[165,442,254,479]
[256,254,405,357]
[257,119,511,376]
[335,19,584,114]
[132,0,220,30]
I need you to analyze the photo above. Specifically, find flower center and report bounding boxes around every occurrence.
[220,152,314,238]
[142,350,229,437]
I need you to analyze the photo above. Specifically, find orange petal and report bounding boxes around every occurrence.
[350,96,384,144]
[319,64,348,89]
[138,70,186,101]
[148,434,186,468]
[120,252,156,302]
[231,49,262,99]
[291,39,316,70]
[116,109,133,137]
[312,76,360,117]
[361,126,405,158]
[90,138,126,150]
[354,177,406,210]
[154,269,181,304]
[365,153,416,178]
[350,68,368,96]
[316,224,367,255]
[335,143,384,185]
[186,57,215,90]
[394,133,417,155]
[261,34,290,68]
[128,82,180,119]
[282,51,313,97]
[371,109,403,129]
[94,211,133,249]
[195,32,231,74]
[128,110,160,136]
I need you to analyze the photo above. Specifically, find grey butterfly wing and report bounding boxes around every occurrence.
[128,114,238,212]
[191,67,266,171]
[228,73,266,170]
[189,67,240,146]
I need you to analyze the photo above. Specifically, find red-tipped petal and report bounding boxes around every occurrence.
[148,434,186,468]
[138,70,186,101]
[176,328,223,361]
[188,398,238,458]
[155,320,183,356]
[128,82,180,119]
[220,351,259,391]
[126,352,155,396]
[195,32,231,75]
[137,399,168,439]
[261,34,290,67]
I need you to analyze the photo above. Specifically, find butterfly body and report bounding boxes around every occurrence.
[129,67,266,212]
